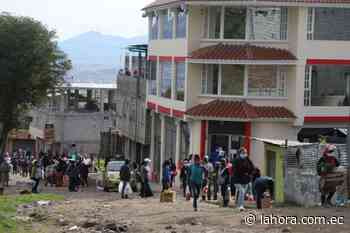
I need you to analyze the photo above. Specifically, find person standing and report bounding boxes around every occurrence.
[233,148,254,211]
[79,159,89,187]
[0,156,10,194]
[120,159,131,199]
[208,161,219,201]
[66,160,80,192]
[189,155,204,212]
[218,158,230,207]
[31,159,42,193]
[162,160,171,191]
[141,158,153,198]
[169,158,177,188]
[317,144,340,207]
[55,157,67,187]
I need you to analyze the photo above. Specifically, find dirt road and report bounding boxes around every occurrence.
[6,175,350,233]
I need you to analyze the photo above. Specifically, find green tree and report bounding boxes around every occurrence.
[0,13,71,154]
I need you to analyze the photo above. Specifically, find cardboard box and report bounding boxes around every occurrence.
[160,190,176,203]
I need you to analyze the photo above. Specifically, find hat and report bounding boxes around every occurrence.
[144,158,151,163]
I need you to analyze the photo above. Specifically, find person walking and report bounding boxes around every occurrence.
[180,159,190,197]
[317,144,340,207]
[120,159,131,199]
[208,161,219,201]
[31,159,42,193]
[189,155,204,212]
[233,147,254,211]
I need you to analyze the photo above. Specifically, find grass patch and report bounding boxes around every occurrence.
[0,193,64,233]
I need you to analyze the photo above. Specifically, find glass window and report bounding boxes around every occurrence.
[208,7,221,39]
[248,65,286,97]
[176,10,187,38]
[160,61,172,98]
[248,7,288,40]
[202,64,219,94]
[161,10,174,39]
[175,62,185,101]
[310,8,350,41]
[224,7,246,39]
[150,15,159,40]
[148,61,157,95]
[309,65,350,106]
[221,65,245,95]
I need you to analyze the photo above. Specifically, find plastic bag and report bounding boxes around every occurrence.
[118,181,124,193]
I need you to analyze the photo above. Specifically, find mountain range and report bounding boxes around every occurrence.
[58,31,147,83]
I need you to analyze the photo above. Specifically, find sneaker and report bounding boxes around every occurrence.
[239,206,245,212]
[194,208,198,212]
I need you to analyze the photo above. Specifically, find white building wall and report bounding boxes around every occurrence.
[189,120,201,155]
[251,122,298,169]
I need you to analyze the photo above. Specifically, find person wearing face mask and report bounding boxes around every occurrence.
[317,144,340,207]
[232,147,254,211]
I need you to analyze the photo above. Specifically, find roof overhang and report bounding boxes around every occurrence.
[143,0,350,11]
[187,58,297,65]
[185,115,295,122]
[187,1,350,8]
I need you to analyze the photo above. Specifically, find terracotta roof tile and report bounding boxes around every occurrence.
[143,0,350,10]
[186,99,295,120]
[190,44,296,61]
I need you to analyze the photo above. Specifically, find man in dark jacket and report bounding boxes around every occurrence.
[253,168,274,209]
[233,147,254,211]
[66,161,80,192]
[120,159,131,199]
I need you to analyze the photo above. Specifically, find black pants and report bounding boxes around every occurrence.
[221,184,229,207]
[69,177,78,192]
[321,192,335,205]
[191,182,201,209]
[230,176,236,197]
[32,178,40,193]
[208,179,218,200]
[162,180,169,192]
[182,179,188,197]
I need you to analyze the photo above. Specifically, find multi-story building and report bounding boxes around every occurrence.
[142,0,350,181]
[28,83,116,156]
[114,45,151,165]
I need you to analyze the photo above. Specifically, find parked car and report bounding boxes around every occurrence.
[96,160,124,192]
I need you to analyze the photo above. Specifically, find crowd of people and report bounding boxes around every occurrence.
[0,147,92,194]
[158,147,274,212]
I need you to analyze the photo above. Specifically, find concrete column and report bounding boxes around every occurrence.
[150,112,156,175]
[160,114,166,183]
[175,120,182,188]
[99,89,104,112]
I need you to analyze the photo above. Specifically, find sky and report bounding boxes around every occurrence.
[1,0,154,41]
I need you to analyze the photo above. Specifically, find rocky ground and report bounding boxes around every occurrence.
[4,175,350,233]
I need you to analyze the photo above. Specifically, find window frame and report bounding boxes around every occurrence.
[160,61,173,98]
[203,6,288,41]
[175,62,186,101]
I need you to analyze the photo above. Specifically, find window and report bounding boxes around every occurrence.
[248,7,288,40]
[308,8,350,41]
[148,61,157,95]
[248,66,286,97]
[201,64,219,94]
[204,6,287,40]
[176,10,187,38]
[150,15,159,40]
[221,65,245,95]
[160,61,172,98]
[208,6,221,39]
[175,62,185,101]
[224,7,246,39]
[306,65,350,106]
[161,10,174,39]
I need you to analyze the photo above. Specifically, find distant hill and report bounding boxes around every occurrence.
[59,31,147,83]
